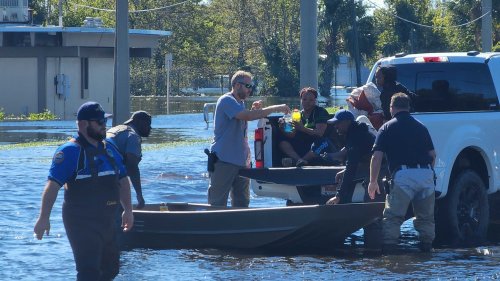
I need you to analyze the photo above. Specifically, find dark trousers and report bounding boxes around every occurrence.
[63,212,120,281]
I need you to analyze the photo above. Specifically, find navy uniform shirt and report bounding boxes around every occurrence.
[373,111,434,173]
[48,136,127,187]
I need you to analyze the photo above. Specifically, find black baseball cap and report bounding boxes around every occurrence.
[77,101,112,121]
[124,111,152,125]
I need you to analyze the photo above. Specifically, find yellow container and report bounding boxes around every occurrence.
[292,109,301,122]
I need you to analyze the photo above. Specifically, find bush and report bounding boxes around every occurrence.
[0,108,4,121]
[493,42,500,52]
[26,109,57,121]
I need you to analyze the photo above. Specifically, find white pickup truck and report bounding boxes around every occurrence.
[240,51,500,247]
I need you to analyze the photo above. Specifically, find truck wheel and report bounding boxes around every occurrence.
[442,170,489,247]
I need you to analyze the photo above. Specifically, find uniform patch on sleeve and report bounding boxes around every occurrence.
[53,151,64,164]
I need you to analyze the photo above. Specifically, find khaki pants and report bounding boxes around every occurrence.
[208,161,250,207]
[382,168,435,245]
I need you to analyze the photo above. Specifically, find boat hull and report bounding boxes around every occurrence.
[122,202,384,252]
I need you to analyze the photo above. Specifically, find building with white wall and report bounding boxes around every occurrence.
[333,54,371,87]
[0,25,170,119]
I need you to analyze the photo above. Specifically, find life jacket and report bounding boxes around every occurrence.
[63,135,120,219]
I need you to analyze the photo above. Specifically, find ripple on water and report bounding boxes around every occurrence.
[2,115,500,280]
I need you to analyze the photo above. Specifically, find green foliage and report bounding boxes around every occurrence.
[30,0,48,25]
[318,0,352,96]
[26,109,58,121]
[324,106,342,114]
[32,0,499,98]
[0,109,57,121]
[494,42,500,52]
[0,140,64,151]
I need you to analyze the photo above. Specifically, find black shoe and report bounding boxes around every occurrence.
[418,242,433,253]
[381,244,398,255]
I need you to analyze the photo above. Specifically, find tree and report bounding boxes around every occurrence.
[30,0,48,25]
[318,0,351,96]
[318,0,374,94]
[372,0,448,58]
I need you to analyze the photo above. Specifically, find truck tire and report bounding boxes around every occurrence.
[439,170,489,247]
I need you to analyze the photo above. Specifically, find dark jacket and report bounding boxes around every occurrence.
[380,82,412,120]
[337,121,376,204]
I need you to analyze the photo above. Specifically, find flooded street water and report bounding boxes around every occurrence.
[1,98,499,280]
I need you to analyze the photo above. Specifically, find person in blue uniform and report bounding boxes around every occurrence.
[34,101,134,280]
[368,93,436,253]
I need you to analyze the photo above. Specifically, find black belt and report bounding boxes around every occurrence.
[394,164,432,173]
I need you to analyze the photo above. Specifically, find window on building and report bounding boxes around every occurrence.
[81,58,89,99]
[3,32,31,47]
[35,33,62,47]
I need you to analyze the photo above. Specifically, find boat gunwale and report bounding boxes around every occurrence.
[132,202,384,214]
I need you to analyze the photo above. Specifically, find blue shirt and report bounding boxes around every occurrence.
[373,111,434,173]
[106,124,142,159]
[210,93,248,166]
[48,136,127,186]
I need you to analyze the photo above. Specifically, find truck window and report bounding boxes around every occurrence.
[394,63,499,113]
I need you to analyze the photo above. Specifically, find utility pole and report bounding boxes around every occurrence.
[165,53,173,115]
[481,0,492,52]
[299,0,318,90]
[58,0,63,26]
[113,1,130,125]
[351,0,361,86]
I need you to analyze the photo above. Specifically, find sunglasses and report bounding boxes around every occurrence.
[89,118,107,126]
[237,82,254,89]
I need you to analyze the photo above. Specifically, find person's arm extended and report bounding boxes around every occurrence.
[119,177,134,232]
[34,180,62,240]
[125,153,144,209]
[235,104,290,121]
[368,151,383,199]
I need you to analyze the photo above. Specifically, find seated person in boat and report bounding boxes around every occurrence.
[295,123,346,166]
[278,87,330,166]
[325,109,385,204]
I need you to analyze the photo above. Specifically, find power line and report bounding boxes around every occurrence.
[72,0,491,28]
[72,0,197,14]
[395,11,490,29]
[363,0,492,29]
